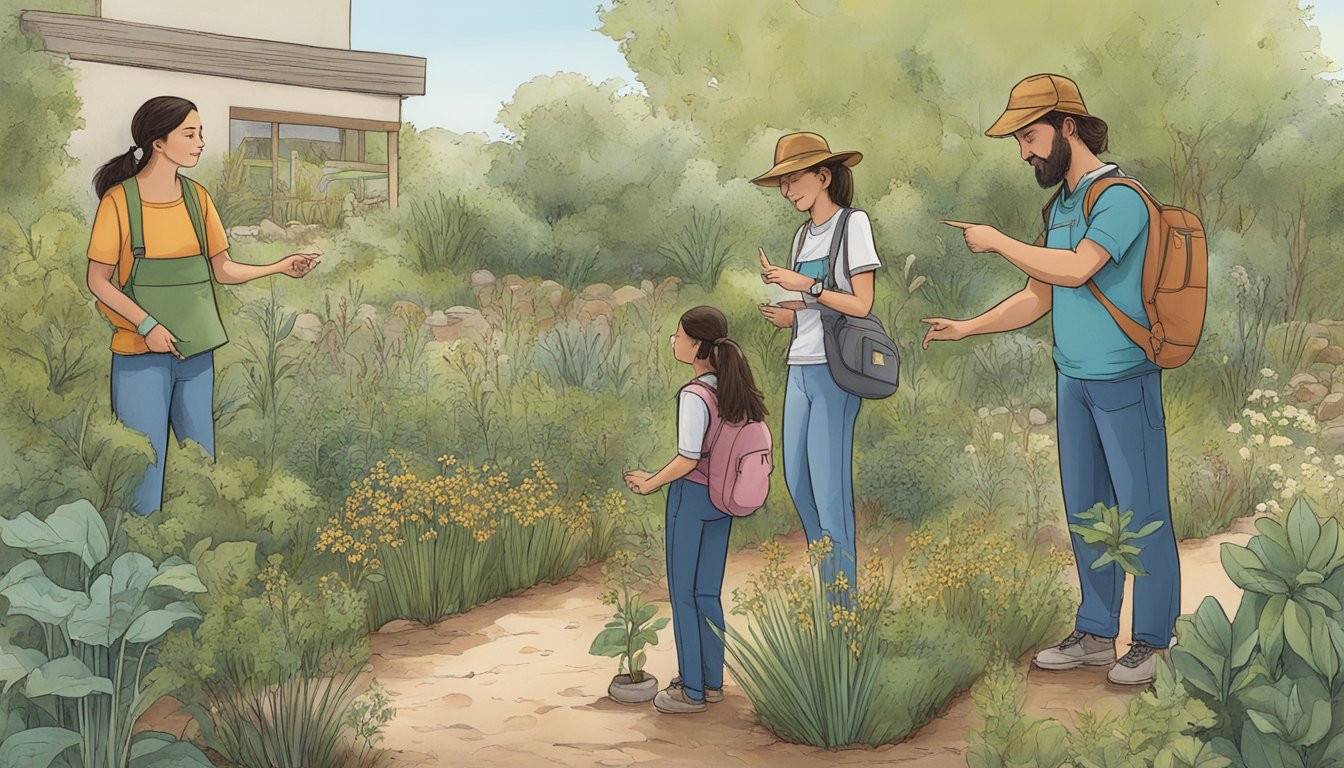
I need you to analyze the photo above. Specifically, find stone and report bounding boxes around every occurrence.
[611,285,647,307]
[641,279,655,294]
[1319,320,1344,348]
[1334,382,1344,395]
[1028,407,1049,426]
[1323,420,1344,448]
[1289,373,1320,389]
[1319,393,1344,424]
[1296,383,1329,404]
[1317,346,1344,366]
[1306,322,1330,340]
[658,276,683,294]
[377,619,424,634]
[292,313,323,343]
[1302,336,1330,368]
[578,299,614,324]
[355,303,377,326]
[579,283,614,301]
[390,300,427,330]
[227,225,260,239]
[470,270,497,291]
[501,274,527,290]
[257,219,286,241]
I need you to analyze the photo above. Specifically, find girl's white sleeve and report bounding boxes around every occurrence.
[677,390,711,459]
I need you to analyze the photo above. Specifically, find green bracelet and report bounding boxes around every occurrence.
[137,315,159,336]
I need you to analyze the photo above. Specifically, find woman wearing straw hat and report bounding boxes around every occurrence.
[753,132,880,596]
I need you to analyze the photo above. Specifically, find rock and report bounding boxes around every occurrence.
[1319,320,1344,348]
[428,306,490,342]
[536,280,566,311]
[1028,407,1049,426]
[470,270,497,291]
[425,310,450,327]
[590,314,612,339]
[578,299,614,324]
[1296,383,1329,404]
[1317,346,1344,366]
[291,313,323,343]
[658,276,683,294]
[227,225,260,239]
[1302,336,1330,368]
[355,303,377,325]
[1319,393,1344,424]
[579,283,614,301]
[390,300,427,329]
[1289,373,1320,389]
[611,285,646,307]
[501,274,527,290]
[1323,420,1344,448]
[1310,363,1336,383]
[376,619,423,634]
[641,279,655,294]
[1334,382,1344,395]
[257,219,286,241]
[1306,322,1330,340]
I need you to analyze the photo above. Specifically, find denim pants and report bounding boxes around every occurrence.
[1057,370,1180,648]
[783,364,862,594]
[665,478,732,703]
[111,351,215,516]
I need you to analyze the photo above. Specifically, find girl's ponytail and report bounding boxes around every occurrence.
[93,146,149,199]
[679,305,768,424]
[708,339,767,424]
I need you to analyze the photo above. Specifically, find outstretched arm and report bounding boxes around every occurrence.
[922,278,1051,348]
[210,250,320,285]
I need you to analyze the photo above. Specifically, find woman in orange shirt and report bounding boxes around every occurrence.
[86,96,320,515]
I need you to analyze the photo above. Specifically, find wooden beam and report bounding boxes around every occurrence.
[20,10,426,97]
[230,107,399,135]
[387,129,399,209]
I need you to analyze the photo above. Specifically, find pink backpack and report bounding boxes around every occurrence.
[682,380,773,517]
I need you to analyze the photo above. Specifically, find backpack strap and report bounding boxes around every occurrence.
[178,176,210,258]
[122,177,145,259]
[824,208,856,292]
[683,379,726,454]
[787,223,807,357]
[1079,175,1165,355]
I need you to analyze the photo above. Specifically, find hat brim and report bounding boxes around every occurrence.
[985,106,1054,138]
[751,150,862,187]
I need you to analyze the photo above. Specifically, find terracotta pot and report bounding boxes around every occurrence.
[607,673,658,704]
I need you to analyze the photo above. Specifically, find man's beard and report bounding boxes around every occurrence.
[1030,130,1071,188]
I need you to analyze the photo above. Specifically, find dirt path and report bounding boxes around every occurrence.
[361,515,1257,768]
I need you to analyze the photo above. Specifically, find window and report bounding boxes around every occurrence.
[225,108,399,227]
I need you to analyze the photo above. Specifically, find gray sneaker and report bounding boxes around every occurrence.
[1107,641,1161,686]
[669,676,723,703]
[654,680,707,713]
[1033,630,1116,670]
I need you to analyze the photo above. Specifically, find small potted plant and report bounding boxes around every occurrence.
[589,550,669,704]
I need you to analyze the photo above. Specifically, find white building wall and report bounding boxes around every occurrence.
[98,0,351,49]
[65,59,401,203]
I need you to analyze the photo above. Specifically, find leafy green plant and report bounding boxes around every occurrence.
[0,499,211,768]
[531,320,634,393]
[1168,498,1344,767]
[658,206,734,290]
[966,662,1071,768]
[1069,504,1166,576]
[589,550,669,684]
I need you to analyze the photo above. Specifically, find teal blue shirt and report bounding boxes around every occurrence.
[1048,168,1156,380]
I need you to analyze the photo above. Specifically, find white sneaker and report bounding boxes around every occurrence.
[1033,630,1116,670]
[654,681,707,713]
[1107,642,1161,685]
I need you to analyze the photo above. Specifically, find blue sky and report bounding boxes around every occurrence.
[352,1,1344,137]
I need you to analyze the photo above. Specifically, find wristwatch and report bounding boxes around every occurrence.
[807,280,824,297]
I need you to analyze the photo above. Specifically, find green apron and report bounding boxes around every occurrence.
[121,176,229,359]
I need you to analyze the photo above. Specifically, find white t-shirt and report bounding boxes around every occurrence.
[677,374,718,459]
[787,209,882,365]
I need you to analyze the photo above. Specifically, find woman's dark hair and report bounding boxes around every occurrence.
[1039,110,1109,155]
[814,160,854,208]
[93,96,198,198]
[680,305,767,424]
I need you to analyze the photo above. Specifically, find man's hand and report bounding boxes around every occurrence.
[623,470,655,495]
[943,220,1005,255]
[921,317,970,349]
[759,247,813,292]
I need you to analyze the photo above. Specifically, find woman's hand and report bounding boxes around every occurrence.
[279,253,321,279]
[623,470,655,495]
[758,303,796,328]
[759,248,813,292]
[144,324,184,359]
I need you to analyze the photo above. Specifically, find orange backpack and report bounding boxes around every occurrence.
[1039,172,1208,368]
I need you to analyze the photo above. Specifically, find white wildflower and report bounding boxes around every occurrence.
[1269,436,1294,448]
[1239,447,1252,461]
[1261,368,1278,379]
[992,432,1004,441]
[964,444,977,454]
[1227,423,1244,434]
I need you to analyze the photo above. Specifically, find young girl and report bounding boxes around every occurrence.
[624,306,767,714]
[86,96,320,516]
[752,132,881,597]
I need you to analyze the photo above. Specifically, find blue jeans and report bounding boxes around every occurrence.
[665,478,732,703]
[783,364,861,595]
[111,351,215,516]
[1057,370,1180,648]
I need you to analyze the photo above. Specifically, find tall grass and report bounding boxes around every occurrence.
[405,191,489,273]
[532,320,634,393]
[659,207,734,289]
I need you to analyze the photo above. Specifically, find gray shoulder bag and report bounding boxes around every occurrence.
[791,208,900,399]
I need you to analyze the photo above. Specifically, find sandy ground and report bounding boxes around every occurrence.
[136,515,1256,767]
[350,516,1257,768]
